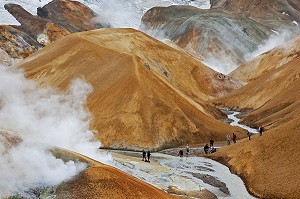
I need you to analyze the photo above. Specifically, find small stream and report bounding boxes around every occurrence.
[227,111,258,134]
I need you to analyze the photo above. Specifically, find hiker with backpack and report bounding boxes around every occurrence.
[146,150,151,162]
[210,138,214,147]
[204,144,209,154]
[247,131,252,140]
[226,134,231,145]
[233,133,237,143]
[178,149,184,158]
[142,150,146,161]
[259,126,264,136]
[186,144,190,156]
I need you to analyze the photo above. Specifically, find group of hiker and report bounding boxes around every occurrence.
[140,126,265,161]
[204,138,216,154]
[227,126,264,144]
[178,144,190,158]
[226,133,237,145]
[142,150,151,162]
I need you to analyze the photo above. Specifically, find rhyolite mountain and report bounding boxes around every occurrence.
[141,2,300,73]
[18,28,245,150]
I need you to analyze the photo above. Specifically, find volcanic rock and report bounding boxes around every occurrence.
[18,28,246,150]
[36,0,101,33]
[1,0,102,57]
[211,0,300,30]
[4,4,67,40]
[0,25,39,59]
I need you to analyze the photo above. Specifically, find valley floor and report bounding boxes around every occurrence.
[106,148,256,199]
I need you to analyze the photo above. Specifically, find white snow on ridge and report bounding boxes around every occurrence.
[0,0,210,27]
[292,21,299,26]
[271,29,280,35]
[0,0,53,25]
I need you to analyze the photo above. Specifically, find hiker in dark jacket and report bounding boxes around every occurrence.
[259,126,264,136]
[233,133,237,143]
[147,151,151,162]
[178,149,184,158]
[247,131,252,140]
[204,144,209,154]
[142,150,146,161]
[210,138,214,147]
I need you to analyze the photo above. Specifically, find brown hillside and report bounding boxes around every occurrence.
[18,28,245,150]
[211,34,300,198]
[52,148,176,199]
[56,165,176,199]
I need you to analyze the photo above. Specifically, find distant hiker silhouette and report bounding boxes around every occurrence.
[146,150,151,162]
[259,126,264,136]
[204,144,209,154]
[186,144,190,156]
[233,133,237,143]
[142,150,146,161]
[247,131,252,140]
[210,138,214,147]
[178,149,183,158]
[226,134,231,145]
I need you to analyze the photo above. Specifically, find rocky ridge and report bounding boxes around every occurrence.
[1,0,101,59]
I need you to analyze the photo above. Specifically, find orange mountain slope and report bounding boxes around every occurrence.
[18,28,245,150]
[51,148,176,199]
[56,165,177,199]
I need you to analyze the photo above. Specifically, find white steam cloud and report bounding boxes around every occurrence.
[82,0,210,29]
[0,64,111,197]
[245,29,300,60]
